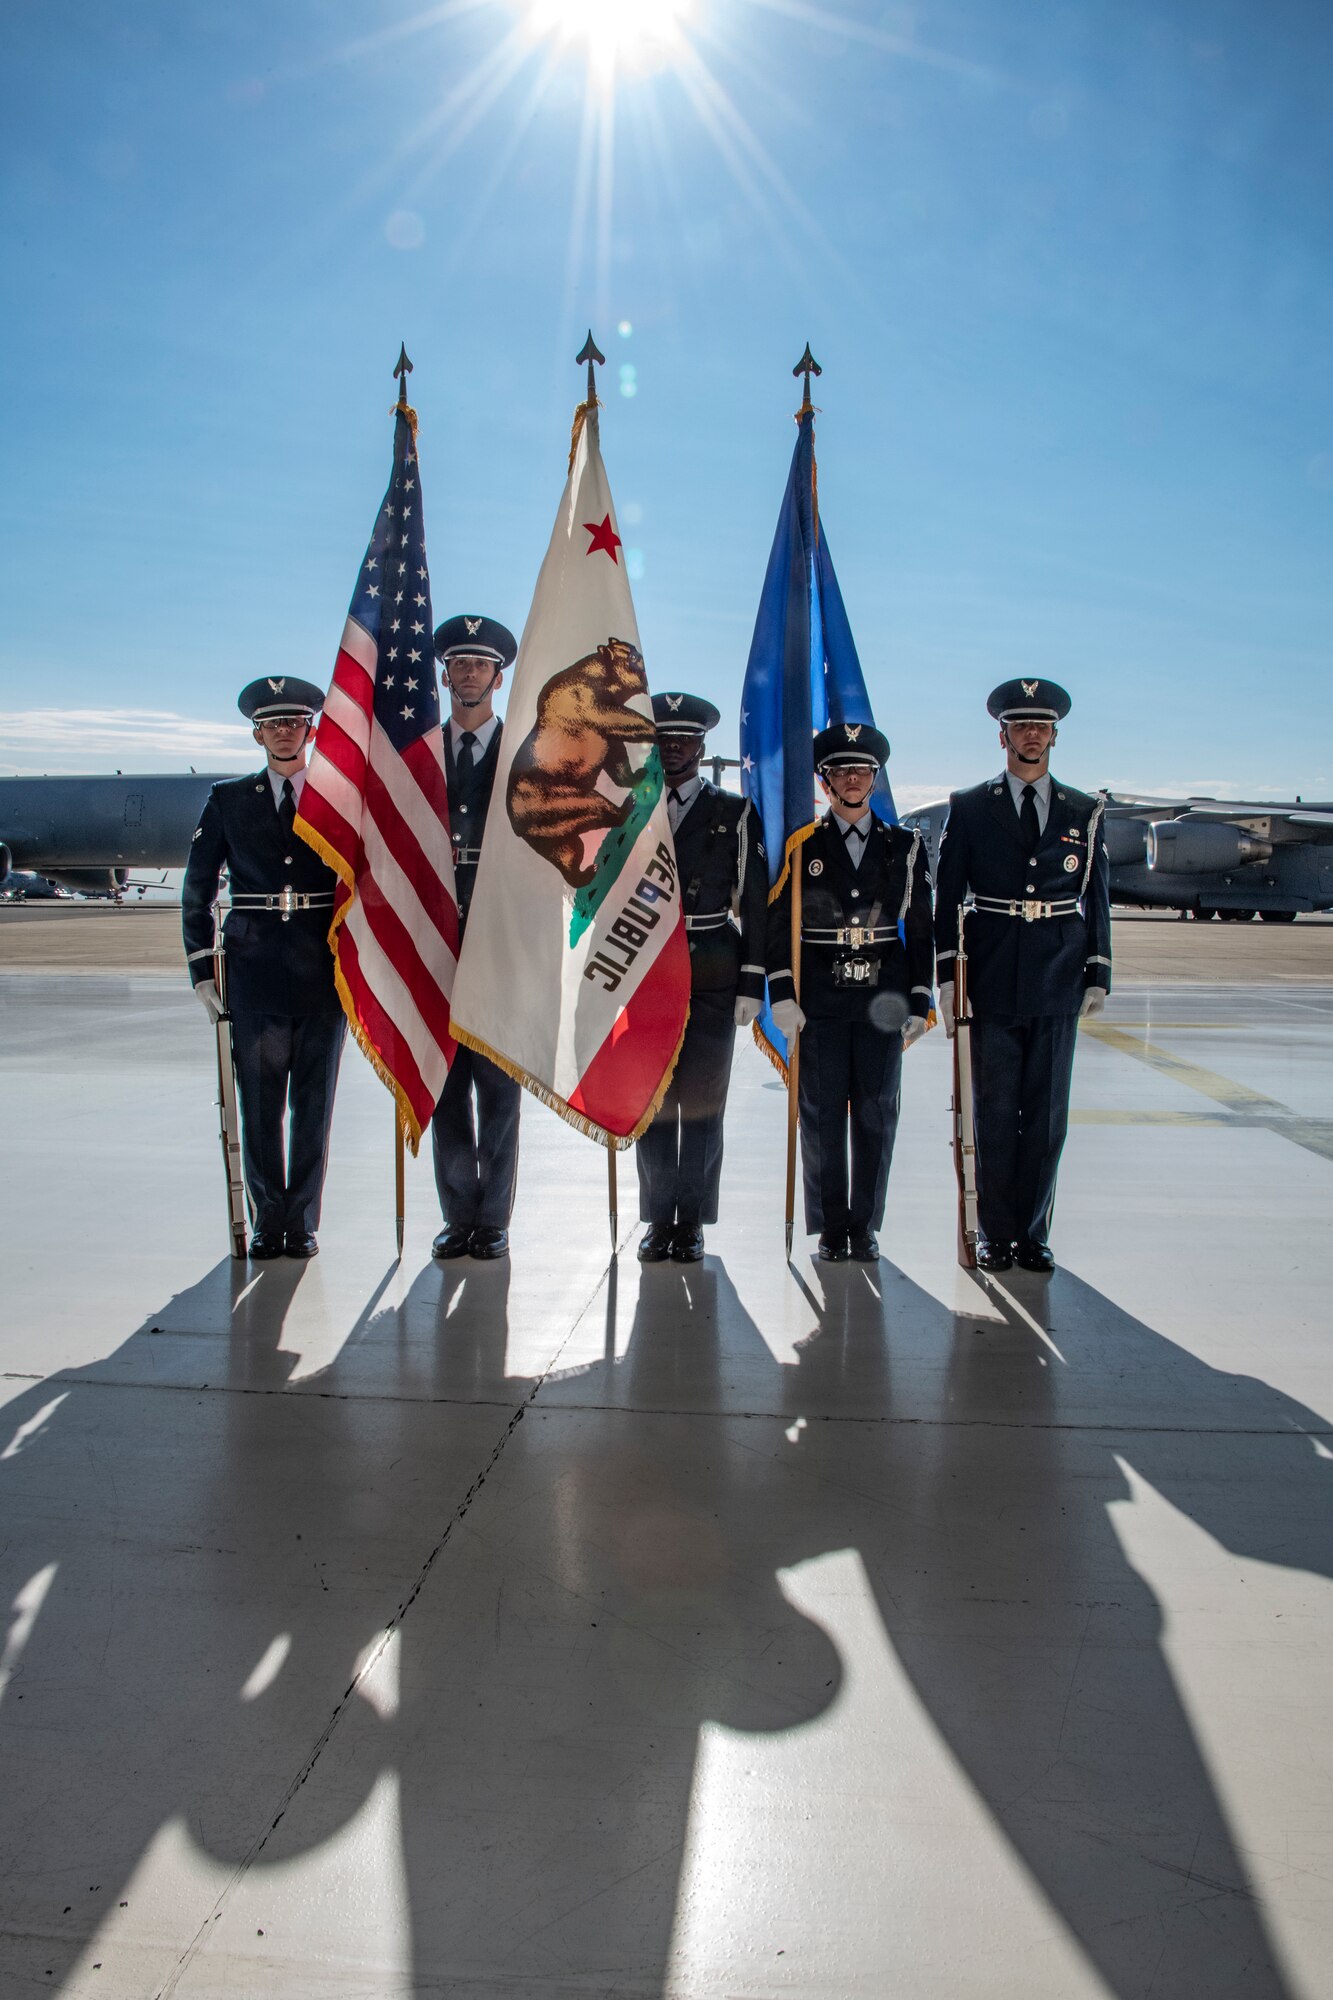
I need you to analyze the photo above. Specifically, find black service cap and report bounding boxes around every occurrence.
[814,720,889,769]
[238,676,325,721]
[433,614,517,668]
[987,677,1071,723]
[652,691,721,735]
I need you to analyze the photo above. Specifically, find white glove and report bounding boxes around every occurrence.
[194,978,224,1024]
[1079,986,1107,1019]
[771,998,806,1041]
[939,979,957,1038]
[733,994,761,1029]
[902,1014,928,1048]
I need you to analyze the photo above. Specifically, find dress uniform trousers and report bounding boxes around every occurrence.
[231,1006,346,1238]
[797,1018,904,1238]
[431,725,522,1234]
[431,1045,521,1232]
[970,1013,1078,1251]
[635,989,736,1228]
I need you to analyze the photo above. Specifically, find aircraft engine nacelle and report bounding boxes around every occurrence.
[1147,821,1273,875]
[0,842,11,885]
[43,867,130,896]
[1104,819,1149,866]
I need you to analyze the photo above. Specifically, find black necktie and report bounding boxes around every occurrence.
[279,777,295,836]
[456,731,477,787]
[1020,782,1040,852]
[668,787,683,812]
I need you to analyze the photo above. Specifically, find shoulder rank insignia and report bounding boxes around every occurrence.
[268,677,286,693]
[464,617,482,635]
[1021,679,1038,698]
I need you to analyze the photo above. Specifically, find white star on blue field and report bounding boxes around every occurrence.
[1,0,1330,801]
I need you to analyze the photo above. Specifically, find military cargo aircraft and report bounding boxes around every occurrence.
[901,793,1333,920]
[0,772,221,897]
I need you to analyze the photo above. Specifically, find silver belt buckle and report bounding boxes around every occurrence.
[278,886,298,922]
[1022,899,1042,922]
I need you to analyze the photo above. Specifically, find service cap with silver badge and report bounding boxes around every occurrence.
[432,613,518,668]
[986,677,1072,723]
[651,691,721,736]
[237,675,326,721]
[813,720,890,769]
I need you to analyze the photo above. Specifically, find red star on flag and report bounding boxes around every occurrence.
[583,513,622,563]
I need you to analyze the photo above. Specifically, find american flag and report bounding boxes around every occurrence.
[295,397,457,1149]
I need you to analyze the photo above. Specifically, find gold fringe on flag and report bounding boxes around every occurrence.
[292,810,427,1154]
[765,820,817,905]
[451,1001,689,1152]
[568,396,601,472]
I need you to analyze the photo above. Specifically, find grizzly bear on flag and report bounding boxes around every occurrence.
[506,636,658,889]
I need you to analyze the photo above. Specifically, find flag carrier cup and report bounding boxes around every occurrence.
[211,927,248,1259]
[951,905,979,1270]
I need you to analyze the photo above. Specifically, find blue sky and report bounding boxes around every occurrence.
[2,0,1329,803]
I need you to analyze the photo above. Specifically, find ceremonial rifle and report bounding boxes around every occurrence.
[212,926,248,1259]
[950,905,978,1269]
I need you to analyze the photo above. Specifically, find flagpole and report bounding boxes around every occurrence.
[608,1144,618,1253]
[785,870,802,1260]
[783,344,822,1261]
[394,1112,405,1259]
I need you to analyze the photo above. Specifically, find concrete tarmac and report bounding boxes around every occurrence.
[1,915,1331,1997]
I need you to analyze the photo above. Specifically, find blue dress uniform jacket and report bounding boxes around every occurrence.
[182,773,341,1015]
[932,774,1112,1253]
[445,725,503,926]
[636,784,769,1231]
[181,770,345,1240]
[932,777,1111,1016]
[767,816,934,1241]
[432,722,520,1232]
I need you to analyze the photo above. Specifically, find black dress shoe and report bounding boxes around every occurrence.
[248,1233,284,1261]
[469,1227,509,1260]
[284,1231,319,1259]
[638,1224,675,1263]
[976,1240,1014,1272]
[848,1233,880,1262]
[818,1233,849,1262]
[671,1225,705,1263]
[431,1226,472,1260]
[1015,1240,1056,1273]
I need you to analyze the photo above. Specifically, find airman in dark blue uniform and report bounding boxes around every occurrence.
[182,677,345,1259]
[767,725,934,1263]
[934,679,1111,1272]
[636,693,770,1264]
[429,614,523,1262]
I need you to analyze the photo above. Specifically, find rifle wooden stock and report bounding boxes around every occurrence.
[950,910,979,1270]
[213,942,248,1260]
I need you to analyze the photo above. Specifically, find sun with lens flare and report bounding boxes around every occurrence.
[523,0,694,82]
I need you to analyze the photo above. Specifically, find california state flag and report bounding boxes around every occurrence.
[449,403,689,1145]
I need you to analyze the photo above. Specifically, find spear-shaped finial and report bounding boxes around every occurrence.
[393,343,413,408]
[577,330,605,405]
[793,341,821,415]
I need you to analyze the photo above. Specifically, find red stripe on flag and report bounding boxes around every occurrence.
[567,923,691,1139]
[337,924,436,1131]
[364,755,460,959]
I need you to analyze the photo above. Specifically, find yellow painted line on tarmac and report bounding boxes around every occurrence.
[1069,1109,1230,1126]
[1083,1023,1281,1111]
[1081,1023,1333,1164]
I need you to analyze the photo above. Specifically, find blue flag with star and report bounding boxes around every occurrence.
[739,407,895,902]
[740,405,895,1069]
